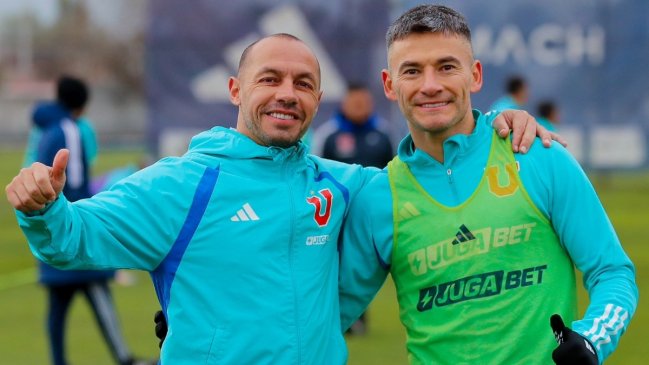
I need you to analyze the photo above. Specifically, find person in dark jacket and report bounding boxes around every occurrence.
[312,83,394,169]
[33,76,148,365]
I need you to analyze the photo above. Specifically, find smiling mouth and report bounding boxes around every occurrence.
[268,112,298,120]
[420,101,449,108]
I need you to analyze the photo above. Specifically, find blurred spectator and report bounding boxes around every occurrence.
[489,75,529,112]
[23,105,98,168]
[537,100,559,132]
[311,83,393,169]
[30,75,152,365]
[311,83,393,336]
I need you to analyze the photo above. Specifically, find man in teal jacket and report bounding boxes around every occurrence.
[338,5,637,365]
[8,33,553,364]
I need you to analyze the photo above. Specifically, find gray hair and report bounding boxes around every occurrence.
[386,5,472,49]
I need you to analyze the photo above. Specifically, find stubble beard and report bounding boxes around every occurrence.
[244,114,305,148]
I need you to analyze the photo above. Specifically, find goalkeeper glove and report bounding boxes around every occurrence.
[154,310,168,349]
[550,314,598,365]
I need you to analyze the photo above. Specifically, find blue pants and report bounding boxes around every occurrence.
[46,281,133,365]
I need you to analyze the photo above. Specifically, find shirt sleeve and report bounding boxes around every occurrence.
[520,142,638,363]
[16,158,204,271]
[339,172,393,330]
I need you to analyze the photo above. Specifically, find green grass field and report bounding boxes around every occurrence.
[0,149,646,364]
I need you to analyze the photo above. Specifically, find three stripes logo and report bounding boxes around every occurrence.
[230,203,259,222]
[452,224,475,245]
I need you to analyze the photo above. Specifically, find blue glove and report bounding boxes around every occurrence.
[550,314,598,365]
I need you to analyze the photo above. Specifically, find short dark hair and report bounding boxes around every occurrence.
[506,75,527,94]
[56,76,89,111]
[386,5,472,49]
[537,100,556,119]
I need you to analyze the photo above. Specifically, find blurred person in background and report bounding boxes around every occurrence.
[311,83,394,170]
[7,34,553,364]
[489,74,529,113]
[312,82,394,335]
[23,100,98,169]
[339,5,637,365]
[23,75,152,365]
[537,100,559,132]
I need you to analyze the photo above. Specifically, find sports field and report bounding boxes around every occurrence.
[0,149,646,364]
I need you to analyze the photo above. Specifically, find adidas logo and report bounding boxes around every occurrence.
[451,224,475,245]
[230,203,259,222]
[397,202,421,221]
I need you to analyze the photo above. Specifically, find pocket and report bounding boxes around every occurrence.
[205,325,228,364]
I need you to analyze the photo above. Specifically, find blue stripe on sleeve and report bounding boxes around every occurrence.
[151,166,219,314]
[314,171,350,204]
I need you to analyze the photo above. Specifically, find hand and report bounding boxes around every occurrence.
[5,149,69,213]
[550,314,598,365]
[493,110,568,153]
[154,310,168,349]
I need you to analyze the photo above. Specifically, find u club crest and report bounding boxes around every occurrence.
[306,189,333,227]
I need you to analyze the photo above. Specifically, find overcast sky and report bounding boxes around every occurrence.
[0,1,145,38]
[0,0,58,25]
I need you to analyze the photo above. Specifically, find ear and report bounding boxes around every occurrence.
[470,60,483,93]
[381,69,397,101]
[229,77,241,106]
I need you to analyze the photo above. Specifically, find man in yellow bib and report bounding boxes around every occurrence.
[339,5,638,365]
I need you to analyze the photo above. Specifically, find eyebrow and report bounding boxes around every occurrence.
[256,67,318,85]
[397,56,462,73]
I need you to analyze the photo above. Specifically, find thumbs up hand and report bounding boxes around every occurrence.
[5,149,69,213]
[550,314,598,365]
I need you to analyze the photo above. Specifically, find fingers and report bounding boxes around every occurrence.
[51,149,69,194]
[550,314,566,344]
[514,112,537,154]
[549,131,568,147]
[550,314,566,333]
[5,162,60,213]
[495,110,535,153]
[491,113,512,141]
[536,124,553,148]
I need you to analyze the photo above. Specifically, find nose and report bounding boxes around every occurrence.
[275,79,298,104]
[420,68,443,96]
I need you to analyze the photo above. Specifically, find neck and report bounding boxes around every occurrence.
[409,114,476,163]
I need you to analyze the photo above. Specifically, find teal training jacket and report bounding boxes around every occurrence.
[18,126,377,364]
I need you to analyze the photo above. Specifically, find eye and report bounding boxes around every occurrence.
[296,80,315,90]
[403,68,419,75]
[441,64,457,72]
[259,77,278,84]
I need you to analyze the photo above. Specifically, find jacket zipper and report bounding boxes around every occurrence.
[446,167,459,204]
[284,156,302,364]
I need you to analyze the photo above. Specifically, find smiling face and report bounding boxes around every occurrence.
[229,36,323,148]
[382,32,483,149]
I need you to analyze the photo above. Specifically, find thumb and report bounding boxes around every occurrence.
[550,314,567,344]
[51,149,69,193]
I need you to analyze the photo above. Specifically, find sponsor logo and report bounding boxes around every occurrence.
[305,235,329,246]
[408,222,537,275]
[417,265,547,312]
[230,203,259,222]
[306,189,333,227]
[452,224,475,245]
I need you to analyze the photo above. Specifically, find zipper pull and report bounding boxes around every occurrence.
[446,168,453,183]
